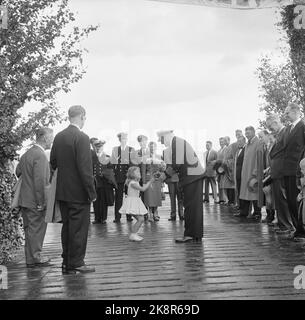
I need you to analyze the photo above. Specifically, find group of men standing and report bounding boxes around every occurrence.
[202,102,305,242]
[15,105,206,274]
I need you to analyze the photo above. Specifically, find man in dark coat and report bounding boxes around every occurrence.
[111,132,136,223]
[50,105,96,274]
[267,114,295,235]
[158,130,205,243]
[91,139,115,224]
[283,103,305,238]
[16,127,53,268]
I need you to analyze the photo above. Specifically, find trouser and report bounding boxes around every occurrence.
[284,176,298,228]
[272,178,295,232]
[239,200,261,217]
[204,176,218,201]
[93,187,109,222]
[114,183,132,221]
[21,207,47,265]
[226,189,235,205]
[59,201,90,269]
[183,179,204,239]
[266,209,276,222]
[167,182,184,219]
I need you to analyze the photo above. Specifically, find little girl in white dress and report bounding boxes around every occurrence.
[119,166,154,241]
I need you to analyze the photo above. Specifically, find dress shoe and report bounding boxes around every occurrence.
[293,236,305,242]
[101,220,107,224]
[175,236,193,243]
[153,215,160,221]
[62,264,77,275]
[129,233,143,242]
[27,257,51,268]
[71,265,96,273]
[168,217,176,221]
[92,220,101,224]
[113,219,121,223]
[203,200,209,203]
[179,216,184,221]
[275,229,291,235]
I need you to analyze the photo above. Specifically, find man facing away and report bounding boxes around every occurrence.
[203,141,218,203]
[50,105,96,274]
[16,127,54,268]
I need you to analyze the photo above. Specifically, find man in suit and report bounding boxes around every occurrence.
[50,105,96,274]
[234,135,246,215]
[238,126,261,219]
[16,127,54,268]
[203,141,218,203]
[158,130,205,243]
[111,132,136,223]
[283,103,305,238]
[267,114,295,235]
[163,146,184,221]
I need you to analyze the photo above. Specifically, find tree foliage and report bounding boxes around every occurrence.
[257,5,305,124]
[0,0,98,263]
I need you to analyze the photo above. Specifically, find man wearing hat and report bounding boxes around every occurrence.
[91,139,115,224]
[158,130,205,243]
[111,132,136,223]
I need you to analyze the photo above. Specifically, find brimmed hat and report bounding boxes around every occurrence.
[248,177,258,193]
[156,130,173,138]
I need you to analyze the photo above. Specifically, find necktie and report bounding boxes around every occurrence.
[290,124,294,132]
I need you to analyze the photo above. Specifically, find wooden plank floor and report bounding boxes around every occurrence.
[2,195,305,300]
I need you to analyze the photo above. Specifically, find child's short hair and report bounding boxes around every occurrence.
[125,166,140,186]
[300,158,305,169]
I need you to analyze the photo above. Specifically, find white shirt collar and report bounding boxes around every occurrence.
[34,144,45,152]
[292,118,301,128]
[70,123,81,130]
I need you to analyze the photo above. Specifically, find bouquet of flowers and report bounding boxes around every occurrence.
[145,157,166,179]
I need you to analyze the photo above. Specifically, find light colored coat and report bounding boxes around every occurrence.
[222,144,235,189]
[239,136,260,201]
[16,145,50,209]
[203,149,217,177]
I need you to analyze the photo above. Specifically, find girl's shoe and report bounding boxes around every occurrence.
[129,233,143,242]
[153,215,160,221]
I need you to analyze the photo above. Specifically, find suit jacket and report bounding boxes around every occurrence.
[111,146,135,184]
[203,149,217,177]
[165,136,205,187]
[235,146,245,182]
[283,119,305,176]
[50,125,96,203]
[16,145,50,209]
[269,127,286,180]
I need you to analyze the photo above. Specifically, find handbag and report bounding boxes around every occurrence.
[11,177,22,209]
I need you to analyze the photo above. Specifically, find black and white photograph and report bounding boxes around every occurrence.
[1,0,305,305]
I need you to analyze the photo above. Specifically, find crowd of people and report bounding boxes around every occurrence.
[203,102,305,243]
[13,101,305,274]
[14,105,204,273]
